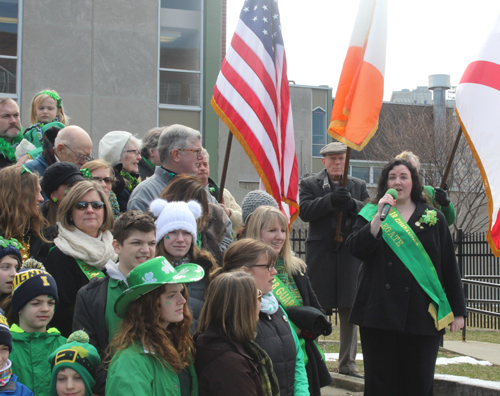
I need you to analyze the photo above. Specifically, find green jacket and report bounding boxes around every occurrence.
[424,185,456,226]
[9,325,67,396]
[106,343,198,396]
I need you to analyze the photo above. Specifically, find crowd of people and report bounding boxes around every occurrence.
[0,90,466,396]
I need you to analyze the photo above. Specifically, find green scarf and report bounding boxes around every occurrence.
[120,171,140,193]
[359,203,454,330]
[0,133,23,163]
[141,155,156,171]
[109,191,120,219]
[243,340,280,396]
[275,257,303,306]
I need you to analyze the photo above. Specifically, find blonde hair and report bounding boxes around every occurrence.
[242,206,306,276]
[197,272,258,343]
[84,159,115,178]
[30,90,68,125]
[57,181,114,232]
[395,151,421,172]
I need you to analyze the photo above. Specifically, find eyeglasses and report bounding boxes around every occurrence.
[178,148,203,158]
[64,144,94,162]
[75,201,105,210]
[257,289,263,302]
[124,149,141,157]
[92,176,114,184]
[249,262,276,273]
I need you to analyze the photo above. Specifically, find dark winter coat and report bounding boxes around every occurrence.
[255,307,297,396]
[44,246,106,337]
[345,201,467,335]
[299,169,369,310]
[194,326,265,396]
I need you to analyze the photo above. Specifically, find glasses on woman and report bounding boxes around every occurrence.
[249,262,276,273]
[75,201,105,210]
[257,289,263,302]
[124,149,141,157]
[92,176,114,184]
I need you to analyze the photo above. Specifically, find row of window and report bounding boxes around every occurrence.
[0,0,203,109]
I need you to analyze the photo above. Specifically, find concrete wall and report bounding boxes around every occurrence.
[20,0,158,155]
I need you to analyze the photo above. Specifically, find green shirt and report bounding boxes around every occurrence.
[106,343,198,396]
[105,278,127,343]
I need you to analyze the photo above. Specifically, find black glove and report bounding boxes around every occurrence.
[331,186,354,211]
[434,187,451,207]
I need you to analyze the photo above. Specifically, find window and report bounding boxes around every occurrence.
[0,0,20,96]
[159,0,202,107]
[349,161,385,185]
[312,107,326,157]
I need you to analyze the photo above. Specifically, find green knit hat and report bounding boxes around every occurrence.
[48,330,100,396]
[115,256,205,317]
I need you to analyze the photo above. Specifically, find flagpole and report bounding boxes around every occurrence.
[334,147,352,243]
[217,131,233,203]
[439,126,462,189]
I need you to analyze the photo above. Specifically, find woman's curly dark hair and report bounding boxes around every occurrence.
[372,158,425,204]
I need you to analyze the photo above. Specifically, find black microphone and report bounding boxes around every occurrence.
[380,189,398,221]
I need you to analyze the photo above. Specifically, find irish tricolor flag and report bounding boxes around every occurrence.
[329,0,387,150]
[456,14,500,256]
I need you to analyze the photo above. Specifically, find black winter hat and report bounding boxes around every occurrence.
[0,311,12,352]
[41,162,86,199]
[11,267,59,314]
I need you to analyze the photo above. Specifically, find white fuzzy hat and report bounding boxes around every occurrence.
[99,131,132,166]
[149,199,202,243]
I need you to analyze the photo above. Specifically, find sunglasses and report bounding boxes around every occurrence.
[75,201,105,210]
[92,176,114,184]
[250,262,276,273]
[257,289,263,302]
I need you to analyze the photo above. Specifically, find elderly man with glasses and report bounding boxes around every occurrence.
[54,126,94,168]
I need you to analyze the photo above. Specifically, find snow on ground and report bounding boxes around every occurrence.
[436,356,492,366]
[434,374,500,389]
[325,354,492,367]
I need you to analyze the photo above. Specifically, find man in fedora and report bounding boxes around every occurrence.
[299,141,369,378]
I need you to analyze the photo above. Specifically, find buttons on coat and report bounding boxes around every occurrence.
[385,284,390,289]
[386,262,392,267]
[283,315,288,323]
[404,287,409,293]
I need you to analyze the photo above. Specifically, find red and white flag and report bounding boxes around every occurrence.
[329,0,387,150]
[456,14,500,256]
[211,0,299,223]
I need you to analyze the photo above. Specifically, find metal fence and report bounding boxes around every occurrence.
[455,230,500,330]
[291,228,500,330]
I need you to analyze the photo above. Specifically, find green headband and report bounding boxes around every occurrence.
[0,237,22,250]
[36,90,62,109]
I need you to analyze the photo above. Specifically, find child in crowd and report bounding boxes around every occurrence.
[105,256,204,395]
[0,238,22,306]
[73,211,156,394]
[0,312,33,396]
[48,330,100,396]
[3,261,66,396]
[24,90,68,153]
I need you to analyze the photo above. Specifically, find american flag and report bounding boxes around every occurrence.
[212,0,299,222]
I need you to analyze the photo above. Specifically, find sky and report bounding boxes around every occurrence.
[226,0,500,101]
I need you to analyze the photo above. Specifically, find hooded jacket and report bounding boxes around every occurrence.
[106,343,198,396]
[0,374,34,396]
[9,325,66,396]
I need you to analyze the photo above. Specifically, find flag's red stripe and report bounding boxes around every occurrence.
[231,33,278,110]
[213,87,282,200]
[221,61,280,154]
[459,60,500,92]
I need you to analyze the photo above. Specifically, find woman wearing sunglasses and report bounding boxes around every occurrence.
[44,180,116,337]
[195,271,279,396]
[82,159,120,219]
[212,239,309,396]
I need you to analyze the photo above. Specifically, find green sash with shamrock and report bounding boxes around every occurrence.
[272,276,325,365]
[359,203,454,331]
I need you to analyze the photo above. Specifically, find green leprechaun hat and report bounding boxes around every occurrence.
[114,256,204,317]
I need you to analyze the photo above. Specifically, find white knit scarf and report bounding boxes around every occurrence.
[260,292,279,315]
[54,222,117,270]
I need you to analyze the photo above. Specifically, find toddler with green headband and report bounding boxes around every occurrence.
[22,90,68,161]
[48,330,100,396]
[0,237,22,307]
